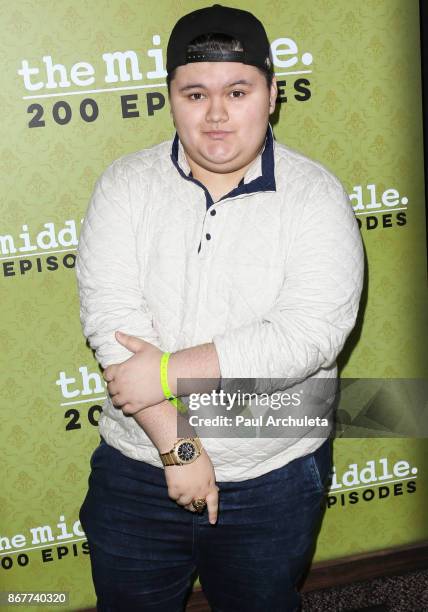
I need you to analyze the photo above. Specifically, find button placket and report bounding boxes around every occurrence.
[198,205,217,254]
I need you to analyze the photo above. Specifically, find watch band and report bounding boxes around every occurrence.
[159,449,179,467]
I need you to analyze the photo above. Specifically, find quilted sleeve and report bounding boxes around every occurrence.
[212,176,364,393]
[76,159,161,369]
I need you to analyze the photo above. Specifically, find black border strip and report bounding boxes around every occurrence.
[420,0,428,277]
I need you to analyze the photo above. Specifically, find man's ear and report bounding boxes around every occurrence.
[269,76,278,114]
[168,99,174,123]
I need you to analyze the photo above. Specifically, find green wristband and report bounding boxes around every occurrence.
[160,352,187,414]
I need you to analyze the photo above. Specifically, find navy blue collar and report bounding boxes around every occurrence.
[170,125,276,208]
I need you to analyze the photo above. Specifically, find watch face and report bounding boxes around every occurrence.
[177,441,196,463]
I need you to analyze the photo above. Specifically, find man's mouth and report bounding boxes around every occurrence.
[204,131,232,139]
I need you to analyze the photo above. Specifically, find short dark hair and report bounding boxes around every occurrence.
[166,33,274,95]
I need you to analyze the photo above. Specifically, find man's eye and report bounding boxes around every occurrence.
[189,93,204,100]
[230,90,245,98]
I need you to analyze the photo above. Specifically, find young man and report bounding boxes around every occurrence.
[77,5,364,611]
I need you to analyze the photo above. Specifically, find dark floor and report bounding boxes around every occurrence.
[301,569,428,612]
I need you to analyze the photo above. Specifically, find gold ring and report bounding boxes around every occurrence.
[191,498,207,512]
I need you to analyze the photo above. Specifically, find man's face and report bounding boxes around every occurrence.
[169,62,277,176]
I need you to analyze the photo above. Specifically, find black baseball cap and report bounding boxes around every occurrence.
[166,4,272,74]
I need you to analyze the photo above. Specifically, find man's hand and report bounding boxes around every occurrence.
[164,448,219,525]
[103,331,164,414]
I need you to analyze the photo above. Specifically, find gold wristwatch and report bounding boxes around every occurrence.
[159,437,203,466]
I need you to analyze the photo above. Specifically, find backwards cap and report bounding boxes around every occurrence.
[166,4,271,73]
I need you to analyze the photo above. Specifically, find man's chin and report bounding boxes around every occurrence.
[198,154,244,174]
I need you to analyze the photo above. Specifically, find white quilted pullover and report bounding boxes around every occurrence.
[76,126,364,481]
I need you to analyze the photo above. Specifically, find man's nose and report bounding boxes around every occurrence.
[206,96,228,124]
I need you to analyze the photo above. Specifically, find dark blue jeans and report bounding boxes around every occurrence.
[79,437,332,612]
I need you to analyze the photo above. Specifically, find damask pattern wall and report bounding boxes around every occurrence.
[1,1,426,609]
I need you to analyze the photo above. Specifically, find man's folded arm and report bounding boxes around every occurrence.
[210,178,364,394]
[75,160,192,446]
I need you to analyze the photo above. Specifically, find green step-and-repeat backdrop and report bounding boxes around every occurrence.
[1,1,426,609]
